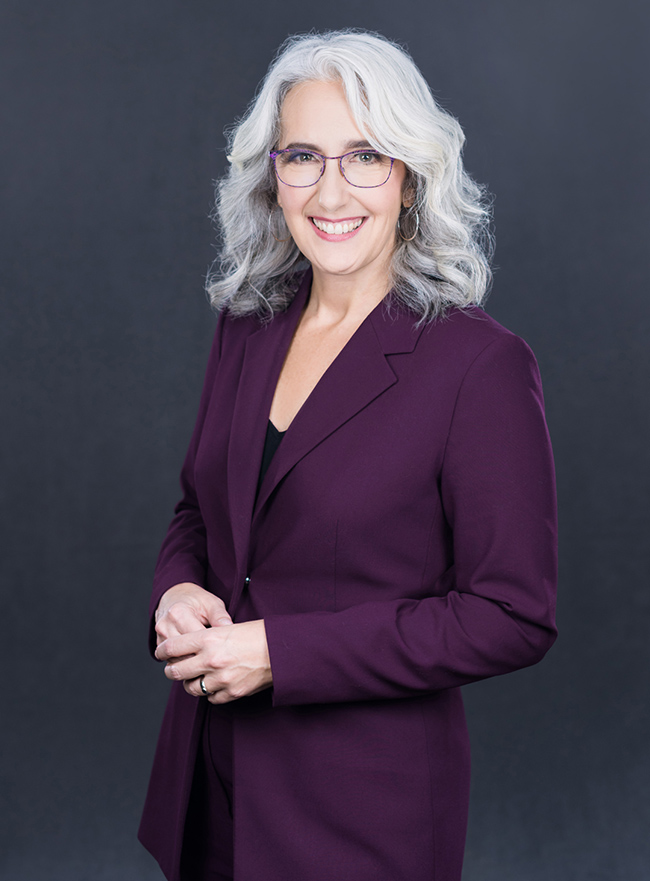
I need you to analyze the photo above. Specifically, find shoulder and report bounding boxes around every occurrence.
[220,307,265,339]
[426,307,540,382]
[217,268,310,343]
[422,306,533,358]
[431,310,546,418]
[376,304,539,388]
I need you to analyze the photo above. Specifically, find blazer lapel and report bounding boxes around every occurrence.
[252,299,426,521]
[226,274,310,580]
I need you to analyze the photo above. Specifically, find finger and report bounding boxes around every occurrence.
[183,676,213,698]
[183,674,237,701]
[183,667,240,701]
[163,652,210,683]
[166,654,193,665]
[155,605,206,641]
[163,655,193,682]
[156,629,198,648]
[155,630,206,662]
[206,603,233,628]
[208,687,238,705]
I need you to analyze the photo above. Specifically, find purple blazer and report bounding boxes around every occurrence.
[139,269,557,881]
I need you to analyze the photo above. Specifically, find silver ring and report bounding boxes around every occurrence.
[199,676,209,696]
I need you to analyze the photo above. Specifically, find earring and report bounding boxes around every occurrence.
[268,210,293,243]
[397,209,419,242]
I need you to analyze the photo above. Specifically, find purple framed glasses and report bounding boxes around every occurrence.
[269,148,395,188]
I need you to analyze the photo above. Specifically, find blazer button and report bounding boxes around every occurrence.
[244,575,251,586]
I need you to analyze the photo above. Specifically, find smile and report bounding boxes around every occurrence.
[311,217,364,236]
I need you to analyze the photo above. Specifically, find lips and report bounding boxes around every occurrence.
[311,217,364,236]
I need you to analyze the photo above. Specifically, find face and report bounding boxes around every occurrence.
[275,79,411,294]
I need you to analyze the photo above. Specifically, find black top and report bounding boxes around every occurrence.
[256,420,286,498]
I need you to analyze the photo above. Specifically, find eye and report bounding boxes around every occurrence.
[283,150,319,164]
[350,151,383,164]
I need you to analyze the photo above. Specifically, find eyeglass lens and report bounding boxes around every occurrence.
[273,150,393,187]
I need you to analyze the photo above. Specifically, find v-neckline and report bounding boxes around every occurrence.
[268,278,390,434]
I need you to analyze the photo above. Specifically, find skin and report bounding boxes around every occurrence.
[155,583,271,704]
[155,78,413,703]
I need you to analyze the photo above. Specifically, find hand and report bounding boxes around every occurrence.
[154,582,232,647]
[155,619,273,705]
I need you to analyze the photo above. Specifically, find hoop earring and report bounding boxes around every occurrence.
[268,210,293,243]
[397,209,419,242]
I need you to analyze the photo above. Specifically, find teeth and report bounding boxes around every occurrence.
[312,218,363,235]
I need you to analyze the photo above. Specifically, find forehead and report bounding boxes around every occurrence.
[278,79,364,146]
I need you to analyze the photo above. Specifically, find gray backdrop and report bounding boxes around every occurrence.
[1,1,648,879]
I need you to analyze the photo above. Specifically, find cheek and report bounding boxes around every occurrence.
[276,187,299,214]
[377,197,404,228]
[276,183,294,210]
[370,182,405,224]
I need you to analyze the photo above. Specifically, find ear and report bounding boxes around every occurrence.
[402,186,416,209]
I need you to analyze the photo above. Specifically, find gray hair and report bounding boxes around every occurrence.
[208,30,493,321]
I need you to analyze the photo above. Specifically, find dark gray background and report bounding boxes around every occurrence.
[1,1,648,879]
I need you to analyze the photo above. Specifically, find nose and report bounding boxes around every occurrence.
[316,157,350,212]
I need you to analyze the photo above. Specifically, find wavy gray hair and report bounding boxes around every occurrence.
[208,30,493,321]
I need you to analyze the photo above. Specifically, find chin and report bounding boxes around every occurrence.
[310,260,365,279]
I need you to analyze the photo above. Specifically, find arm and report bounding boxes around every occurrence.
[149,314,271,703]
[264,333,558,706]
[147,315,226,657]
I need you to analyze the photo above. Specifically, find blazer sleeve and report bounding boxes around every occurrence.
[264,332,558,705]
[146,313,225,656]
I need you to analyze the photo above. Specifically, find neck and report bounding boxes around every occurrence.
[307,266,391,326]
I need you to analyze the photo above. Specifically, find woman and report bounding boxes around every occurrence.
[139,30,557,881]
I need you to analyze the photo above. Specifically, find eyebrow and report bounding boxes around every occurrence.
[280,139,375,152]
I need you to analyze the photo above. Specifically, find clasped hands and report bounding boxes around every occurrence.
[154,582,272,705]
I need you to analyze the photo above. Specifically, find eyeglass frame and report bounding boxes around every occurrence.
[269,148,396,189]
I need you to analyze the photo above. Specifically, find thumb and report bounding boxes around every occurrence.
[207,606,233,627]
